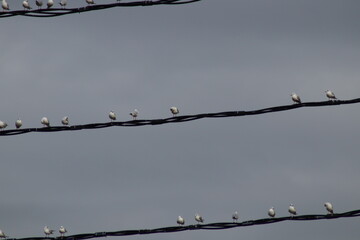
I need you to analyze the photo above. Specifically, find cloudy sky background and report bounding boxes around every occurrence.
[1,0,360,239]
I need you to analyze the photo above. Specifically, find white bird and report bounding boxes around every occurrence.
[129,109,139,120]
[325,90,337,101]
[15,119,22,129]
[291,93,301,104]
[59,226,67,237]
[41,117,50,127]
[268,207,276,218]
[22,0,32,10]
[170,106,179,117]
[177,216,185,225]
[109,111,116,121]
[195,213,204,224]
[232,211,239,223]
[288,204,297,216]
[36,0,43,9]
[59,0,67,8]
[1,0,9,10]
[61,116,69,125]
[86,0,95,5]
[47,0,54,8]
[324,202,334,215]
[0,121,8,130]
[44,226,54,236]
[0,230,7,238]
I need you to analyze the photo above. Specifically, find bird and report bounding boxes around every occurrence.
[36,0,43,9]
[232,211,239,223]
[0,121,8,130]
[325,90,337,101]
[170,106,179,117]
[41,117,50,127]
[61,116,69,126]
[176,216,185,225]
[0,229,7,238]
[268,207,276,218]
[195,213,204,224]
[1,0,9,10]
[109,111,116,121]
[15,119,22,129]
[129,109,139,120]
[86,0,95,5]
[47,0,54,8]
[291,93,301,104]
[44,226,54,237]
[22,0,32,10]
[288,204,297,217]
[324,202,334,215]
[59,226,67,237]
[59,0,67,8]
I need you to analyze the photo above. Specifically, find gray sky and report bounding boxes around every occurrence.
[1,0,360,239]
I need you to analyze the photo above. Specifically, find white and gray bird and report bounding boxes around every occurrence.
[170,106,179,117]
[0,229,7,238]
[36,0,43,9]
[86,0,95,4]
[288,204,297,216]
[176,216,185,225]
[268,207,276,218]
[59,0,67,8]
[15,119,22,129]
[59,226,67,237]
[41,117,50,127]
[61,116,69,126]
[0,121,8,130]
[1,0,9,10]
[195,213,204,224]
[22,0,32,10]
[129,109,139,120]
[324,202,334,215]
[47,0,54,8]
[44,226,54,236]
[109,111,116,121]
[325,90,337,101]
[232,211,239,222]
[291,93,301,104]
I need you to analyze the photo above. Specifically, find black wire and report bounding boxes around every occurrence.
[0,0,201,18]
[0,98,359,136]
[5,209,360,240]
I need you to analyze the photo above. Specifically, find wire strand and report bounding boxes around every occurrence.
[1,98,359,136]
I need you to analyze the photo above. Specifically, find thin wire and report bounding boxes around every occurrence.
[0,0,201,18]
[1,98,359,136]
[5,209,360,240]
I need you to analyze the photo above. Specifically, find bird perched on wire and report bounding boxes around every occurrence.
[109,111,116,121]
[291,93,301,104]
[232,211,239,223]
[268,207,276,218]
[0,229,7,238]
[324,202,334,215]
[59,0,67,8]
[129,109,139,120]
[170,106,179,117]
[15,119,22,129]
[41,117,50,127]
[59,226,67,237]
[0,121,8,130]
[1,0,10,10]
[288,204,297,217]
[325,90,337,101]
[36,0,43,9]
[176,216,185,225]
[22,0,32,10]
[86,0,95,5]
[61,116,69,126]
[47,0,54,8]
[44,226,54,237]
[195,213,204,224]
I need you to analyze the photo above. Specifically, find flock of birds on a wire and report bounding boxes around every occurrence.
[0,90,338,131]
[0,202,335,238]
[1,0,124,11]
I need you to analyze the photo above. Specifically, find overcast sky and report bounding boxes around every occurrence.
[1,0,360,239]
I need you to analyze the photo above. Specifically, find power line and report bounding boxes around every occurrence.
[0,0,201,18]
[4,209,360,240]
[0,98,359,136]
